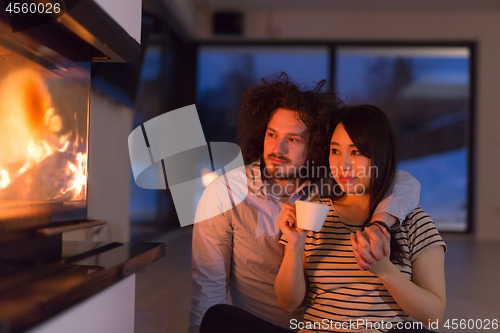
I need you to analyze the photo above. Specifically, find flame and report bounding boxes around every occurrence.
[0,169,10,188]
[0,69,87,201]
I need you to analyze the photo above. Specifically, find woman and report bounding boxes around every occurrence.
[275,105,446,332]
[200,105,446,333]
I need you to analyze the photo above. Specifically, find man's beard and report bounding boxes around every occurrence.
[262,154,298,180]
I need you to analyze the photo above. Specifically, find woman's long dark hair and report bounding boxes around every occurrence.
[327,105,405,264]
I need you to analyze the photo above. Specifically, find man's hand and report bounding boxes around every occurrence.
[350,212,398,271]
[278,202,307,247]
[351,227,394,276]
[349,223,388,270]
[371,212,398,228]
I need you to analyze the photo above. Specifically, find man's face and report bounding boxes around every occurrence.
[263,108,308,179]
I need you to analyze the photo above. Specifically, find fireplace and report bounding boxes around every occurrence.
[0,29,90,230]
[0,0,141,231]
[0,4,164,333]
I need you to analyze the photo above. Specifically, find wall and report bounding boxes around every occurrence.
[64,90,133,242]
[162,0,197,37]
[28,275,135,333]
[195,8,500,241]
[93,0,142,43]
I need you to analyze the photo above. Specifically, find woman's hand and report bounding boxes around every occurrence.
[349,224,388,270]
[351,227,394,276]
[353,228,446,325]
[278,202,307,247]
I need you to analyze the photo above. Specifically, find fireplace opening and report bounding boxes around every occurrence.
[0,37,90,228]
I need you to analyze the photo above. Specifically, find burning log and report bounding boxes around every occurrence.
[0,151,83,201]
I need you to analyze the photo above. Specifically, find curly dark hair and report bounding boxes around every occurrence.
[238,72,343,172]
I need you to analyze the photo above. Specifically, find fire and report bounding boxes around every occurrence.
[0,169,10,188]
[0,69,87,201]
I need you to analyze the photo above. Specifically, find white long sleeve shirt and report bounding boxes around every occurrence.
[189,163,420,333]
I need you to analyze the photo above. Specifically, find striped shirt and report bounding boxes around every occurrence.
[279,199,446,333]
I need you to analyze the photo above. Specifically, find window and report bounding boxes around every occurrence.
[336,46,470,231]
[196,44,473,232]
[197,46,330,143]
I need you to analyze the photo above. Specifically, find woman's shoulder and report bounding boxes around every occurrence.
[400,207,432,229]
[398,207,447,261]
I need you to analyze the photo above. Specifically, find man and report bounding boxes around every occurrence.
[189,74,420,332]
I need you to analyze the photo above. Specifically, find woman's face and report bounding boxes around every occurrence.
[329,123,371,195]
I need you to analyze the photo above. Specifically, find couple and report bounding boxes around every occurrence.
[189,74,446,333]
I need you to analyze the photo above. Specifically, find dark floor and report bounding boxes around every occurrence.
[135,227,193,333]
[134,230,500,333]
